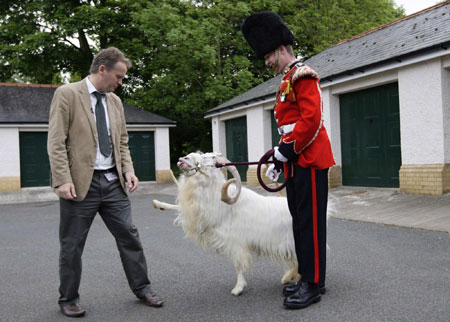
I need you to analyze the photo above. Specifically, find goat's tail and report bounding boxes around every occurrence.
[170,169,180,188]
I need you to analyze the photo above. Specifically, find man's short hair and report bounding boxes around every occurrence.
[90,47,132,74]
[285,44,294,56]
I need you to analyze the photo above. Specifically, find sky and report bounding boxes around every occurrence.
[394,0,444,15]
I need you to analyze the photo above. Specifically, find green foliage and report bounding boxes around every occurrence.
[284,0,404,57]
[0,0,404,165]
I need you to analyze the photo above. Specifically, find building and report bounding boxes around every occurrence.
[0,83,176,191]
[205,1,450,195]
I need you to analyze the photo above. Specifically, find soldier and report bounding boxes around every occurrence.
[241,12,335,309]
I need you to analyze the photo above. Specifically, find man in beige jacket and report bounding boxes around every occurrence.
[48,47,163,318]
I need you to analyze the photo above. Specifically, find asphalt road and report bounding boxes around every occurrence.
[0,193,449,322]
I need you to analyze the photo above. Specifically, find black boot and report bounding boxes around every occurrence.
[283,281,321,309]
[283,282,326,297]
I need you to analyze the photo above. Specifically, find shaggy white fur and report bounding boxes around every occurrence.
[152,152,300,295]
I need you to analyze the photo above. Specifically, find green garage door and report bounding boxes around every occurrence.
[128,131,155,181]
[20,132,50,187]
[226,117,248,181]
[340,83,401,187]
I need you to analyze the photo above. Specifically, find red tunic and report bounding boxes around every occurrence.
[274,63,335,170]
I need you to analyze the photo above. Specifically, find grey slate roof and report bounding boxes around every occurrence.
[123,103,176,125]
[208,75,282,115]
[205,1,450,117]
[0,83,176,125]
[307,1,450,81]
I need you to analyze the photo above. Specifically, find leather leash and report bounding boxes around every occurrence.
[215,149,292,193]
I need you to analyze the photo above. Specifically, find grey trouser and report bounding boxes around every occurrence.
[58,169,151,305]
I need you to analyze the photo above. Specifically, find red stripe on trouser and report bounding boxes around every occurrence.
[311,168,319,284]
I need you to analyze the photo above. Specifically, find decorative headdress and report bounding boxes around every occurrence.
[241,11,294,59]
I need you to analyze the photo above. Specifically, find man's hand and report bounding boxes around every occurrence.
[124,171,139,193]
[56,183,77,200]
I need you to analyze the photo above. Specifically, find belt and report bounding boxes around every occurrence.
[278,123,296,135]
[94,167,116,173]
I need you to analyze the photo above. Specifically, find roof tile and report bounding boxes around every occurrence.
[0,84,176,125]
[206,1,450,116]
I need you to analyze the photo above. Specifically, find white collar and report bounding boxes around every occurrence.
[86,76,103,95]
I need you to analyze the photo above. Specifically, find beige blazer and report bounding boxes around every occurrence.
[47,79,134,201]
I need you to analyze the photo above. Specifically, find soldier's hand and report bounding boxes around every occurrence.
[265,164,282,182]
[56,183,77,200]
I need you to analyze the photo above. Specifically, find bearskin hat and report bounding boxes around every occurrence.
[241,11,294,59]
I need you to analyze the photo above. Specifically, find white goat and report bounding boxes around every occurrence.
[153,152,300,295]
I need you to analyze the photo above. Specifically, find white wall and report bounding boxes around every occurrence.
[441,66,450,163]
[210,105,271,164]
[246,105,271,165]
[327,70,398,95]
[211,116,226,155]
[0,128,20,177]
[154,127,171,170]
[321,87,341,166]
[398,58,446,164]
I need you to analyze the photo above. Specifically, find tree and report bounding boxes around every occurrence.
[0,0,145,85]
[128,0,404,160]
[0,0,404,165]
[127,0,259,156]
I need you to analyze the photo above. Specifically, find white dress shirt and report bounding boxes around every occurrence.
[85,77,115,170]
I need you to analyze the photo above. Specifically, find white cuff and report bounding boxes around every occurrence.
[274,146,288,162]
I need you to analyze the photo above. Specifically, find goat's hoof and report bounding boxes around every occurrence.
[231,287,243,296]
[281,272,301,284]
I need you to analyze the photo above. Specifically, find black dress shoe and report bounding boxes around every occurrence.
[60,302,86,317]
[142,290,164,307]
[283,282,321,309]
[283,282,326,297]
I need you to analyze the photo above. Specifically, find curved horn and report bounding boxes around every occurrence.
[216,156,242,204]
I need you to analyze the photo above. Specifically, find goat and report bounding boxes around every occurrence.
[152,152,300,295]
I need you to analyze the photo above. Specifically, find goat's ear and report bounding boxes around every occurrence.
[195,155,203,167]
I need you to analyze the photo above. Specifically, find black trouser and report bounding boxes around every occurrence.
[58,169,151,305]
[286,165,328,285]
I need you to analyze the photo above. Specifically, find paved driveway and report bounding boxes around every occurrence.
[0,192,449,322]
